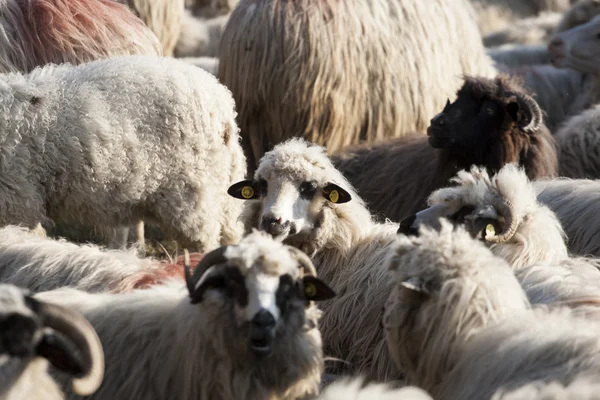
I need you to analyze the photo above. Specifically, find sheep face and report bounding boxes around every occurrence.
[383,222,528,388]
[398,164,567,268]
[185,231,335,358]
[227,139,356,251]
[0,284,104,397]
[427,76,543,168]
[549,14,600,73]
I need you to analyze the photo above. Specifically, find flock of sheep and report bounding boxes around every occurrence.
[3,0,600,399]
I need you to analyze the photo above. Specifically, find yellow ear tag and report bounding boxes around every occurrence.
[485,224,496,238]
[329,190,339,203]
[305,283,317,298]
[241,186,254,199]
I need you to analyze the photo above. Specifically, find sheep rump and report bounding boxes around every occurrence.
[218,0,497,171]
[0,55,246,251]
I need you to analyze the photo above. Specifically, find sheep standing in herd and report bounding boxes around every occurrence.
[36,231,334,400]
[228,138,402,380]
[0,55,246,252]
[0,0,161,74]
[384,221,600,400]
[218,0,497,172]
[0,284,104,400]
[333,75,557,223]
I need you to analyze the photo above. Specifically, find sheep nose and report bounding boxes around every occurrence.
[261,216,291,236]
[431,113,447,127]
[398,214,418,236]
[251,309,276,329]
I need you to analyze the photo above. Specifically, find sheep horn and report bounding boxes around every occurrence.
[184,246,228,296]
[287,246,317,277]
[485,197,519,243]
[37,301,105,396]
[516,92,542,133]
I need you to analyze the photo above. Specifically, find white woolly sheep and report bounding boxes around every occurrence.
[117,0,184,56]
[384,221,600,400]
[399,165,600,315]
[35,231,334,400]
[488,44,553,67]
[316,378,433,400]
[218,0,497,172]
[0,284,104,400]
[227,138,401,381]
[0,55,246,252]
[554,0,600,33]
[0,0,161,74]
[174,10,228,58]
[0,225,186,294]
[399,164,568,269]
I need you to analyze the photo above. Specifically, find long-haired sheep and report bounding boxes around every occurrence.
[332,75,557,223]
[384,221,600,400]
[0,55,246,252]
[398,164,568,268]
[218,0,497,172]
[0,284,104,399]
[117,0,184,56]
[0,225,186,294]
[228,138,402,380]
[493,375,600,400]
[316,378,433,400]
[0,0,161,73]
[36,231,335,400]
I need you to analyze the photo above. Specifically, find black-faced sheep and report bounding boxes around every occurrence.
[0,55,246,252]
[35,231,334,400]
[218,0,497,173]
[228,138,402,381]
[384,221,600,400]
[332,75,557,223]
[0,284,104,400]
[398,164,568,268]
[117,0,184,57]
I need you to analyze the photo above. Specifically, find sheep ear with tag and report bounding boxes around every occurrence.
[227,180,260,200]
[322,183,352,204]
[302,276,336,301]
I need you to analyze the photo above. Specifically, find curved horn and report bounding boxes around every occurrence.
[38,302,104,396]
[287,247,317,277]
[516,92,543,133]
[485,197,519,243]
[184,246,228,296]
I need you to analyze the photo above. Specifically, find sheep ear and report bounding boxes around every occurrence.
[36,329,86,376]
[322,183,352,204]
[400,277,430,295]
[227,180,260,200]
[506,101,520,123]
[303,276,336,301]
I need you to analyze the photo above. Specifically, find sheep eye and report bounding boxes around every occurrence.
[299,181,318,199]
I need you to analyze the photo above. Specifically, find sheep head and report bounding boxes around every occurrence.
[383,221,528,392]
[549,14,600,74]
[0,284,104,397]
[227,138,369,254]
[398,164,567,269]
[427,75,544,171]
[183,229,335,358]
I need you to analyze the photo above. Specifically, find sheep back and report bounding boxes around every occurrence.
[218,0,497,172]
[0,55,246,251]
